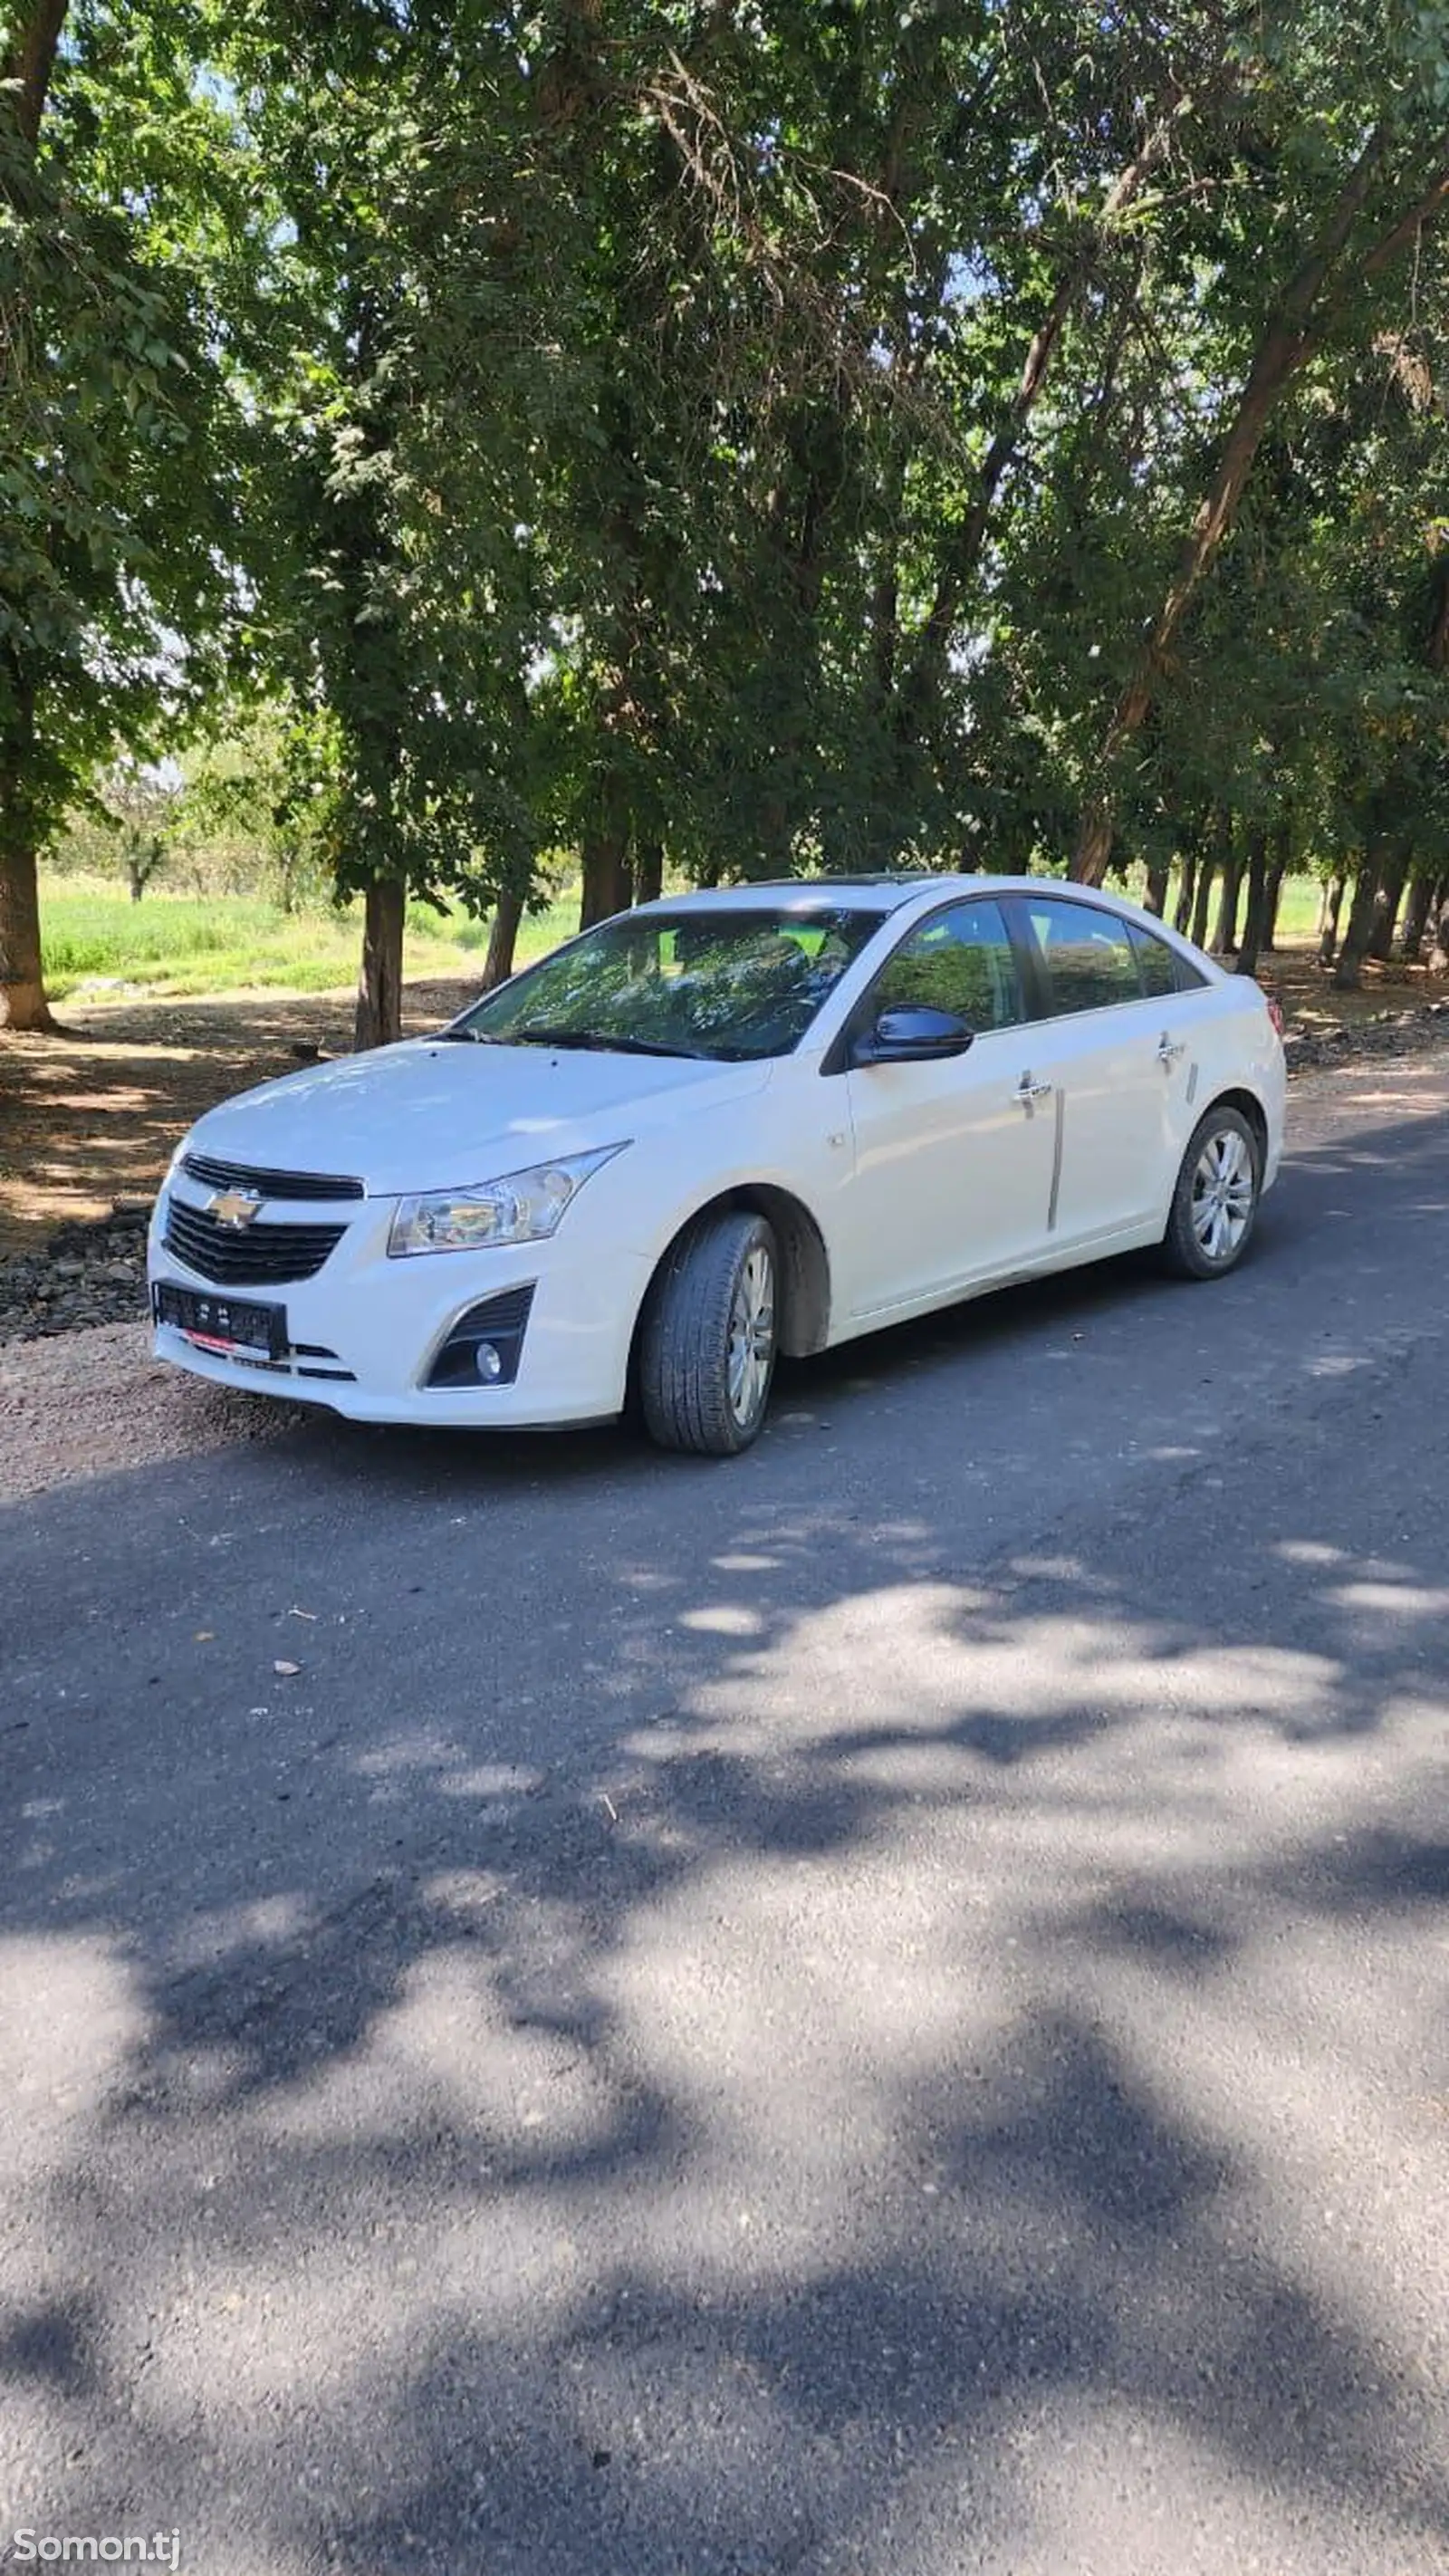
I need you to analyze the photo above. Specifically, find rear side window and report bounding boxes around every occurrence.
[1129,920,1206,996]
[1022,898,1142,1016]
[872,899,1025,1032]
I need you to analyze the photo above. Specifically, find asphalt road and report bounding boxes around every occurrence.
[3,1057,1449,2576]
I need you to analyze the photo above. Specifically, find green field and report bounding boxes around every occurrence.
[37,870,1327,1004]
[38,879,579,1001]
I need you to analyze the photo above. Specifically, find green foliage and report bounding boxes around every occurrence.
[1,3,259,842]
[10,0,1449,1029]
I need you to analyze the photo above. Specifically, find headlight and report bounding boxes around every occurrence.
[387,1144,628,1257]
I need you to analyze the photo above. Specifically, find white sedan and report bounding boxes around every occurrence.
[149,876,1286,1455]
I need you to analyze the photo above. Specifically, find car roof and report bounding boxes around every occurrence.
[638,874,1147,917]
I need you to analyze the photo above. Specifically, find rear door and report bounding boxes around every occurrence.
[1004,893,1180,1246]
[836,896,1059,1319]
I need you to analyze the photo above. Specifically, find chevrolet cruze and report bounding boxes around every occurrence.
[149,875,1286,1455]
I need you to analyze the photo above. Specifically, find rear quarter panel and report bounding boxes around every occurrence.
[1173,978,1287,1192]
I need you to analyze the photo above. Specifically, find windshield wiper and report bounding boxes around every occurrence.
[504,1026,705,1059]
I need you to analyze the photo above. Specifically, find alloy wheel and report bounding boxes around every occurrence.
[726,1244,776,1427]
[1190,1126,1255,1264]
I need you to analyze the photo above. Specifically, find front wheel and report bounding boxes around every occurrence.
[1160,1105,1262,1280]
[638,1210,779,1456]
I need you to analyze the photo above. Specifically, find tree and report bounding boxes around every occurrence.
[1,0,251,1025]
[97,758,177,899]
[1071,10,1449,879]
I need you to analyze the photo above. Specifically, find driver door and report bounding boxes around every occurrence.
[836,897,1059,1320]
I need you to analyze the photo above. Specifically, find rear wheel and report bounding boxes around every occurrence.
[638,1210,779,1456]
[1160,1105,1262,1279]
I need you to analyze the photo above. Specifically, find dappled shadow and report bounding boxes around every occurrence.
[0,978,477,1246]
[5,1332,1449,2571]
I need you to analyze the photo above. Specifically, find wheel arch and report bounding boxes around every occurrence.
[1195,1085,1269,1162]
[633,1184,832,1363]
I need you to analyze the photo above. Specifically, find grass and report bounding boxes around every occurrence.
[38,879,579,1001]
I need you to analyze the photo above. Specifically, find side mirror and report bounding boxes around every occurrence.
[851,1004,974,1067]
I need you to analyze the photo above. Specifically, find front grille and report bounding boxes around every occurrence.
[180,1151,365,1203]
[164,1199,346,1286]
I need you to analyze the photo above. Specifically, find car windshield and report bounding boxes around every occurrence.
[450,905,888,1062]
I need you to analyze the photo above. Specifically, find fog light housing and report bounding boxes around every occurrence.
[426,1285,535,1390]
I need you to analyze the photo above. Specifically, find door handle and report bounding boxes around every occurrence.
[1156,1033,1186,1065]
[1014,1073,1053,1105]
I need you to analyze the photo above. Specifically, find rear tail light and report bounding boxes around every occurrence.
[1265,995,1285,1037]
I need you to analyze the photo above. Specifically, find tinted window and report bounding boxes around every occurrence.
[1128,921,1181,998]
[1023,898,1143,1016]
[455,905,887,1062]
[872,899,1024,1032]
[1129,919,1206,995]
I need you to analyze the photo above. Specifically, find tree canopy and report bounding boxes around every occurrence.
[4,0,1448,1034]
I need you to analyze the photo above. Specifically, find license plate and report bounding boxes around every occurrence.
[154,1283,285,1360]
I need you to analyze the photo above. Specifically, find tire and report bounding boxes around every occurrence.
[638,1210,779,1456]
[1160,1104,1262,1280]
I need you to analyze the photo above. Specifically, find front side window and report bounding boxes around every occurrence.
[1022,898,1143,1016]
[871,899,1024,1032]
[451,905,888,1062]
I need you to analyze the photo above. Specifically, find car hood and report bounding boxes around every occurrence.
[180,1039,773,1197]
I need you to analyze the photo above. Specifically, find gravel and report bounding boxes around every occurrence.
[0,1201,151,1345]
[0,1319,303,1504]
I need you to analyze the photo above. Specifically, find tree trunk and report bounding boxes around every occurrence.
[1367,852,1409,961]
[1318,871,1347,966]
[479,887,523,991]
[1262,826,1291,952]
[1332,860,1385,991]
[1174,851,1198,935]
[1398,871,1435,963]
[1144,861,1169,918]
[0,828,51,1031]
[1070,128,1444,885]
[0,672,53,1032]
[579,771,631,928]
[2,0,70,156]
[1234,828,1271,976]
[1211,842,1245,953]
[1429,880,1449,975]
[0,8,73,1055]
[1190,853,1215,951]
[634,835,664,907]
[354,875,407,1049]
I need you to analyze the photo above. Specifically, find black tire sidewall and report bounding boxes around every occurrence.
[639,1210,780,1454]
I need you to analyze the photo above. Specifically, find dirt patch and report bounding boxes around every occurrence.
[1255,942,1449,1031]
[0,1320,306,1504]
[0,976,479,1254]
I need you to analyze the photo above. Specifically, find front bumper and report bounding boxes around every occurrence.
[148,1187,651,1427]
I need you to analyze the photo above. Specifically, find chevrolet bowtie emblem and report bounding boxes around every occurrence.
[206,1187,263,1229]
